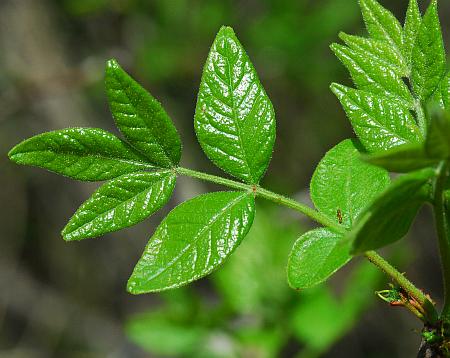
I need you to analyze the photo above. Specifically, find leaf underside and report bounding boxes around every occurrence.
[426,110,450,159]
[363,143,438,173]
[350,168,435,253]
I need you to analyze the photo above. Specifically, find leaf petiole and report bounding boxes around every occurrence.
[175,166,342,232]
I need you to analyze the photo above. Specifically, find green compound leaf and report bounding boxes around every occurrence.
[8,128,150,181]
[411,0,446,102]
[311,139,390,229]
[127,191,255,293]
[363,143,438,173]
[350,168,435,253]
[359,0,404,63]
[331,43,413,108]
[331,84,421,152]
[194,26,276,184]
[287,228,351,289]
[62,171,176,241]
[403,0,422,69]
[105,59,182,168]
[339,32,407,77]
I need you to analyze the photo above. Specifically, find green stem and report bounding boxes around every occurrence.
[176,167,250,191]
[365,251,426,304]
[176,167,345,233]
[365,251,437,324]
[176,166,435,319]
[176,167,342,232]
[433,161,450,320]
[254,187,343,232]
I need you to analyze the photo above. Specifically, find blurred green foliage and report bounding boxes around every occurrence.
[61,0,360,87]
[125,206,383,357]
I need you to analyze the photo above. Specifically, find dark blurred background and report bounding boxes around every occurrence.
[0,0,449,357]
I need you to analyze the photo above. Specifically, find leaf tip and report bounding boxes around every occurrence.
[424,0,438,17]
[126,277,142,295]
[61,230,78,242]
[106,58,120,70]
[8,137,29,162]
[218,25,235,36]
[61,224,88,242]
[330,83,347,97]
[7,146,18,161]
[61,226,72,241]
[286,264,305,291]
[337,31,347,41]
[329,42,338,52]
[329,43,346,58]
